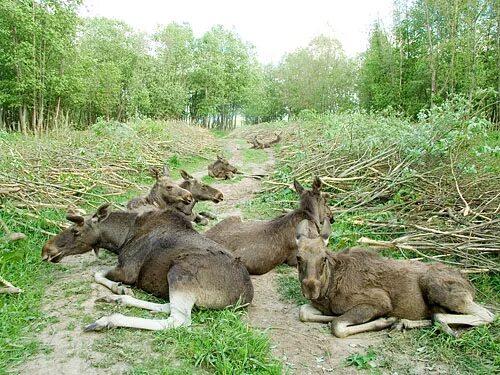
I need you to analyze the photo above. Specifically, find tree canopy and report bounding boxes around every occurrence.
[0,0,497,131]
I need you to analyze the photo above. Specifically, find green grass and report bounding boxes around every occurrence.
[0,211,60,373]
[209,128,229,138]
[275,270,308,306]
[242,148,268,164]
[201,174,242,185]
[153,306,282,374]
[345,348,383,373]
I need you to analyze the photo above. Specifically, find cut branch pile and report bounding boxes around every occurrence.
[0,122,218,231]
[260,122,500,272]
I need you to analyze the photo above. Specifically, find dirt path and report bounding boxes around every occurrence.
[203,136,384,374]
[18,133,381,375]
[18,253,132,375]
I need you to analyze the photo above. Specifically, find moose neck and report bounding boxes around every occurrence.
[298,196,320,230]
[96,211,137,254]
[145,183,163,207]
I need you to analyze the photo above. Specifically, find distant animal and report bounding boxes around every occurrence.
[248,132,281,149]
[41,203,253,331]
[295,219,495,338]
[204,177,333,275]
[207,154,239,180]
[126,166,193,211]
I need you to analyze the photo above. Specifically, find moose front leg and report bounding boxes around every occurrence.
[94,270,134,296]
[96,294,170,313]
[330,304,396,338]
[84,292,195,332]
[299,304,335,323]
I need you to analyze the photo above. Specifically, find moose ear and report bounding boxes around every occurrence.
[66,212,84,225]
[150,167,160,180]
[180,170,194,182]
[295,219,309,244]
[312,176,323,192]
[293,179,304,194]
[94,203,112,222]
[162,166,170,177]
[320,219,332,246]
[322,192,332,200]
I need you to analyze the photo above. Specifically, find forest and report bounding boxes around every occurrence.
[0,0,498,131]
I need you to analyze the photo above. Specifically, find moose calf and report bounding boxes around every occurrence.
[295,220,495,337]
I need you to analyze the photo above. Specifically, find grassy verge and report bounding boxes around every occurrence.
[242,148,268,165]
[0,212,60,373]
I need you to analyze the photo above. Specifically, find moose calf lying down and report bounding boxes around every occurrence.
[127,167,222,225]
[205,177,333,275]
[42,204,253,331]
[248,132,281,149]
[178,169,223,224]
[296,220,495,338]
[207,154,239,180]
[126,166,193,211]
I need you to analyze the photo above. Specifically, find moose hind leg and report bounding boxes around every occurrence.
[96,294,170,313]
[433,301,495,328]
[426,281,495,327]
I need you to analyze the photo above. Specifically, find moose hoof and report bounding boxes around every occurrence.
[84,314,122,332]
[376,317,398,329]
[436,322,458,337]
[198,218,209,226]
[112,283,134,296]
[390,319,411,332]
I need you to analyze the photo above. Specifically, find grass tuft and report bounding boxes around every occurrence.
[153,306,283,374]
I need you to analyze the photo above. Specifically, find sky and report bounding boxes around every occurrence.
[79,0,394,64]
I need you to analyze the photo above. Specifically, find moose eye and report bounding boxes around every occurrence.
[296,256,303,264]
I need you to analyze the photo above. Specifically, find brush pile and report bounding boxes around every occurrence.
[262,110,499,272]
[0,120,218,233]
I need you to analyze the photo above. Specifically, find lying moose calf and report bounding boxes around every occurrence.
[42,204,253,331]
[296,220,495,338]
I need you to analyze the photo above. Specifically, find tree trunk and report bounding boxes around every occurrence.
[424,0,436,106]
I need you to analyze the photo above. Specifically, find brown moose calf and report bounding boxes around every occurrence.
[205,177,333,275]
[207,154,239,180]
[295,220,495,338]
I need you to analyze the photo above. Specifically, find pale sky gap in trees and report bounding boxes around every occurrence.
[80,0,394,64]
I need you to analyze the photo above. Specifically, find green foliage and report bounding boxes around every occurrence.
[242,148,268,164]
[275,35,356,116]
[359,0,499,119]
[345,349,381,372]
[358,22,400,112]
[0,209,61,372]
